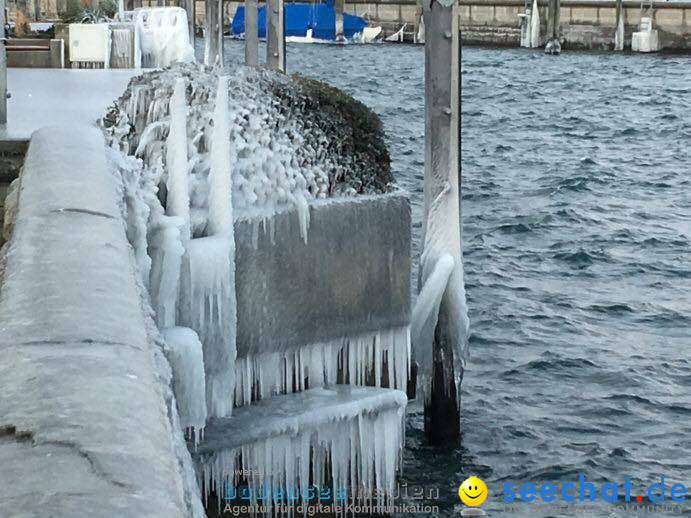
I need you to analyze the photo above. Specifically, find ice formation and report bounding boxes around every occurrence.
[530,0,540,48]
[101,65,408,509]
[234,327,410,407]
[198,387,407,514]
[163,326,208,444]
[412,181,470,404]
[171,75,237,419]
[614,12,625,51]
[134,8,195,68]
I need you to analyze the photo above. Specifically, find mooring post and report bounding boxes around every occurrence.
[245,0,258,65]
[421,0,463,445]
[0,0,6,125]
[545,0,561,53]
[334,0,345,41]
[614,0,624,50]
[547,0,560,39]
[181,0,195,43]
[266,0,285,71]
[204,0,223,66]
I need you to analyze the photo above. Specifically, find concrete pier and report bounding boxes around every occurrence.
[0,126,200,516]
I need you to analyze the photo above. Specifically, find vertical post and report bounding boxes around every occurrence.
[545,0,560,53]
[421,0,463,445]
[181,0,195,42]
[0,0,7,125]
[334,0,344,41]
[614,0,624,50]
[204,0,223,65]
[266,0,285,71]
[245,0,258,65]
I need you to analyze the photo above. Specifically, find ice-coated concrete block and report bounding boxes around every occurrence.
[235,192,411,357]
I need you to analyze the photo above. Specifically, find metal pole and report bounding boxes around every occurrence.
[266,0,285,71]
[204,0,223,65]
[421,0,462,445]
[0,0,7,125]
[245,0,258,65]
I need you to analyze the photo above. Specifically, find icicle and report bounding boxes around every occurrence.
[208,76,233,236]
[198,394,406,514]
[166,77,191,240]
[233,326,410,407]
[163,327,207,446]
[530,0,540,48]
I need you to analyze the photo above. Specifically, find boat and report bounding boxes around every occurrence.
[230,0,382,43]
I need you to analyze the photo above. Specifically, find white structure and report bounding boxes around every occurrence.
[69,23,111,67]
[69,8,194,69]
[632,16,661,52]
[134,7,195,67]
[519,0,541,49]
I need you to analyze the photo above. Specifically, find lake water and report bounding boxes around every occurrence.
[215,40,691,516]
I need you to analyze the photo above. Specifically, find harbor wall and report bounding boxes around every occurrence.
[9,0,691,50]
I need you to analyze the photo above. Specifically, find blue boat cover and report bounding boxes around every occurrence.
[231,2,367,40]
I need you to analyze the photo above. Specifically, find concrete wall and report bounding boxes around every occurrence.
[455,0,691,50]
[235,193,411,356]
[6,39,63,68]
[0,126,194,516]
[13,0,691,49]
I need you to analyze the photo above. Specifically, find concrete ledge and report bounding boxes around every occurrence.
[235,192,411,357]
[195,386,407,454]
[0,126,187,516]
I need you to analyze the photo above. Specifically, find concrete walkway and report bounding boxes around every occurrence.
[0,69,141,140]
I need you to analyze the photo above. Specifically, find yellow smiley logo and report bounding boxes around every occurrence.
[458,476,487,506]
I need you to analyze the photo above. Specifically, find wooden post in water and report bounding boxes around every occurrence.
[334,0,345,41]
[245,0,258,65]
[421,0,462,445]
[266,0,285,71]
[545,0,561,53]
[0,0,7,125]
[547,0,560,40]
[614,0,624,50]
[204,0,223,65]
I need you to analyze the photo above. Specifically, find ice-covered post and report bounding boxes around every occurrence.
[334,0,345,41]
[0,0,6,125]
[245,0,258,65]
[614,0,624,51]
[414,0,469,445]
[266,0,285,71]
[204,0,223,66]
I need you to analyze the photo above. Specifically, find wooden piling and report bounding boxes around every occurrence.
[334,0,345,40]
[266,0,285,71]
[204,0,223,66]
[245,0,258,65]
[0,0,6,125]
[181,0,195,43]
[422,0,462,445]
